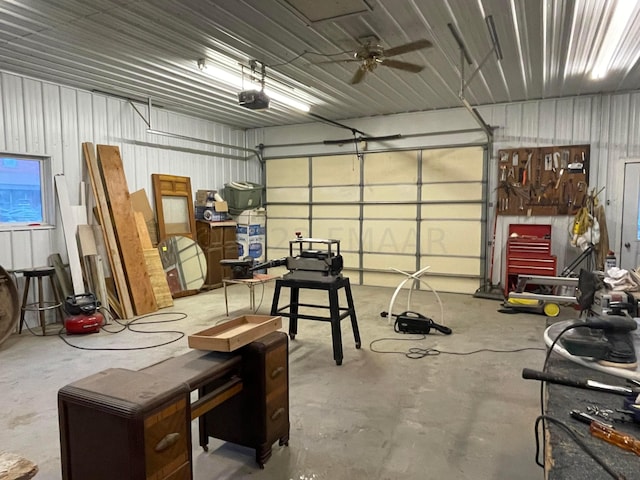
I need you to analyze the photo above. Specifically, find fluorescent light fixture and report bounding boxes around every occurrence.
[591,0,637,79]
[197,58,311,112]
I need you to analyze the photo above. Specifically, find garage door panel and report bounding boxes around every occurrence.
[363,254,415,271]
[362,220,416,254]
[417,276,479,294]
[312,155,360,185]
[363,204,416,219]
[267,187,309,203]
[311,219,360,251]
[420,257,481,275]
[422,183,483,202]
[266,157,309,186]
[422,204,482,220]
[313,205,360,218]
[364,151,418,184]
[362,271,408,288]
[422,147,484,182]
[267,219,309,249]
[340,252,360,269]
[268,205,309,218]
[363,184,417,201]
[420,220,482,257]
[313,186,360,202]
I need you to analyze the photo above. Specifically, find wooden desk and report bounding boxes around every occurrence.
[58,332,290,476]
[141,331,289,467]
[223,274,278,316]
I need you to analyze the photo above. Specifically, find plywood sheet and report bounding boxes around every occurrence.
[422,146,484,182]
[312,154,360,186]
[54,175,85,295]
[134,211,173,308]
[266,157,309,187]
[98,144,157,315]
[364,151,418,184]
[143,250,173,308]
[83,142,134,319]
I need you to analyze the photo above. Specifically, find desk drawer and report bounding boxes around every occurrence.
[266,391,288,436]
[144,399,190,480]
[265,344,287,394]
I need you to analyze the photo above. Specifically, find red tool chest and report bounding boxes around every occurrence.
[505,224,556,295]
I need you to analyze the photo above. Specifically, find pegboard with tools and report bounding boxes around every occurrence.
[496,145,589,216]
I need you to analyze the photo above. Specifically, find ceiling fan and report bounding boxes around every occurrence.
[324,36,432,84]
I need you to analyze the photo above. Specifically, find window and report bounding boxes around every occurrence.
[0,153,53,228]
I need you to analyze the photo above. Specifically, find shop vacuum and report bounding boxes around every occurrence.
[64,293,104,334]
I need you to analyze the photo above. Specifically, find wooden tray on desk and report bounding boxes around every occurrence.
[188,315,282,352]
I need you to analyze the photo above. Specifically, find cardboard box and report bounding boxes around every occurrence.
[195,190,217,206]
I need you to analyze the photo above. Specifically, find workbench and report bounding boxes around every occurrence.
[544,351,639,479]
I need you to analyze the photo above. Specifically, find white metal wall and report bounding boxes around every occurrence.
[0,70,261,271]
[248,89,640,288]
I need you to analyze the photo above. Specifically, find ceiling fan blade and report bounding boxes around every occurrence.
[381,59,424,73]
[351,66,367,84]
[383,39,432,57]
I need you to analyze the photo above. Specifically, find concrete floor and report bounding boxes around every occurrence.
[0,282,548,479]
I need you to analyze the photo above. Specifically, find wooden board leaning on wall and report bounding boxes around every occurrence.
[496,144,589,216]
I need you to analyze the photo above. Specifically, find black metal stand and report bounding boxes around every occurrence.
[270,276,361,365]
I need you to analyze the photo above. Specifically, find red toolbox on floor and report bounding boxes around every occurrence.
[505,224,556,296]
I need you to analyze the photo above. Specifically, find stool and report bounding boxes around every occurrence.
[270,276,361,365]
[17,267,65,335]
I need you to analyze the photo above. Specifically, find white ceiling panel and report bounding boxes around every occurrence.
[0,0,638,129]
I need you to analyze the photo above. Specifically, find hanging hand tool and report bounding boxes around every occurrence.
[571,410,640,456]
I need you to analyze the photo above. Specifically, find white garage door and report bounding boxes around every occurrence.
[265,146,486,294]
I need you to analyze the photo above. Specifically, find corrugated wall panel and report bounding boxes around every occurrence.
[0,71,257,275]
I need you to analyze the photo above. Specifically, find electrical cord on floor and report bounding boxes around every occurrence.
[534,415,626,480]
[369,336,545,359]
[57,308,188,351]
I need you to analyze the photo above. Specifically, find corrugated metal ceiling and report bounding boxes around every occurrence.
[1,0,639,129]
